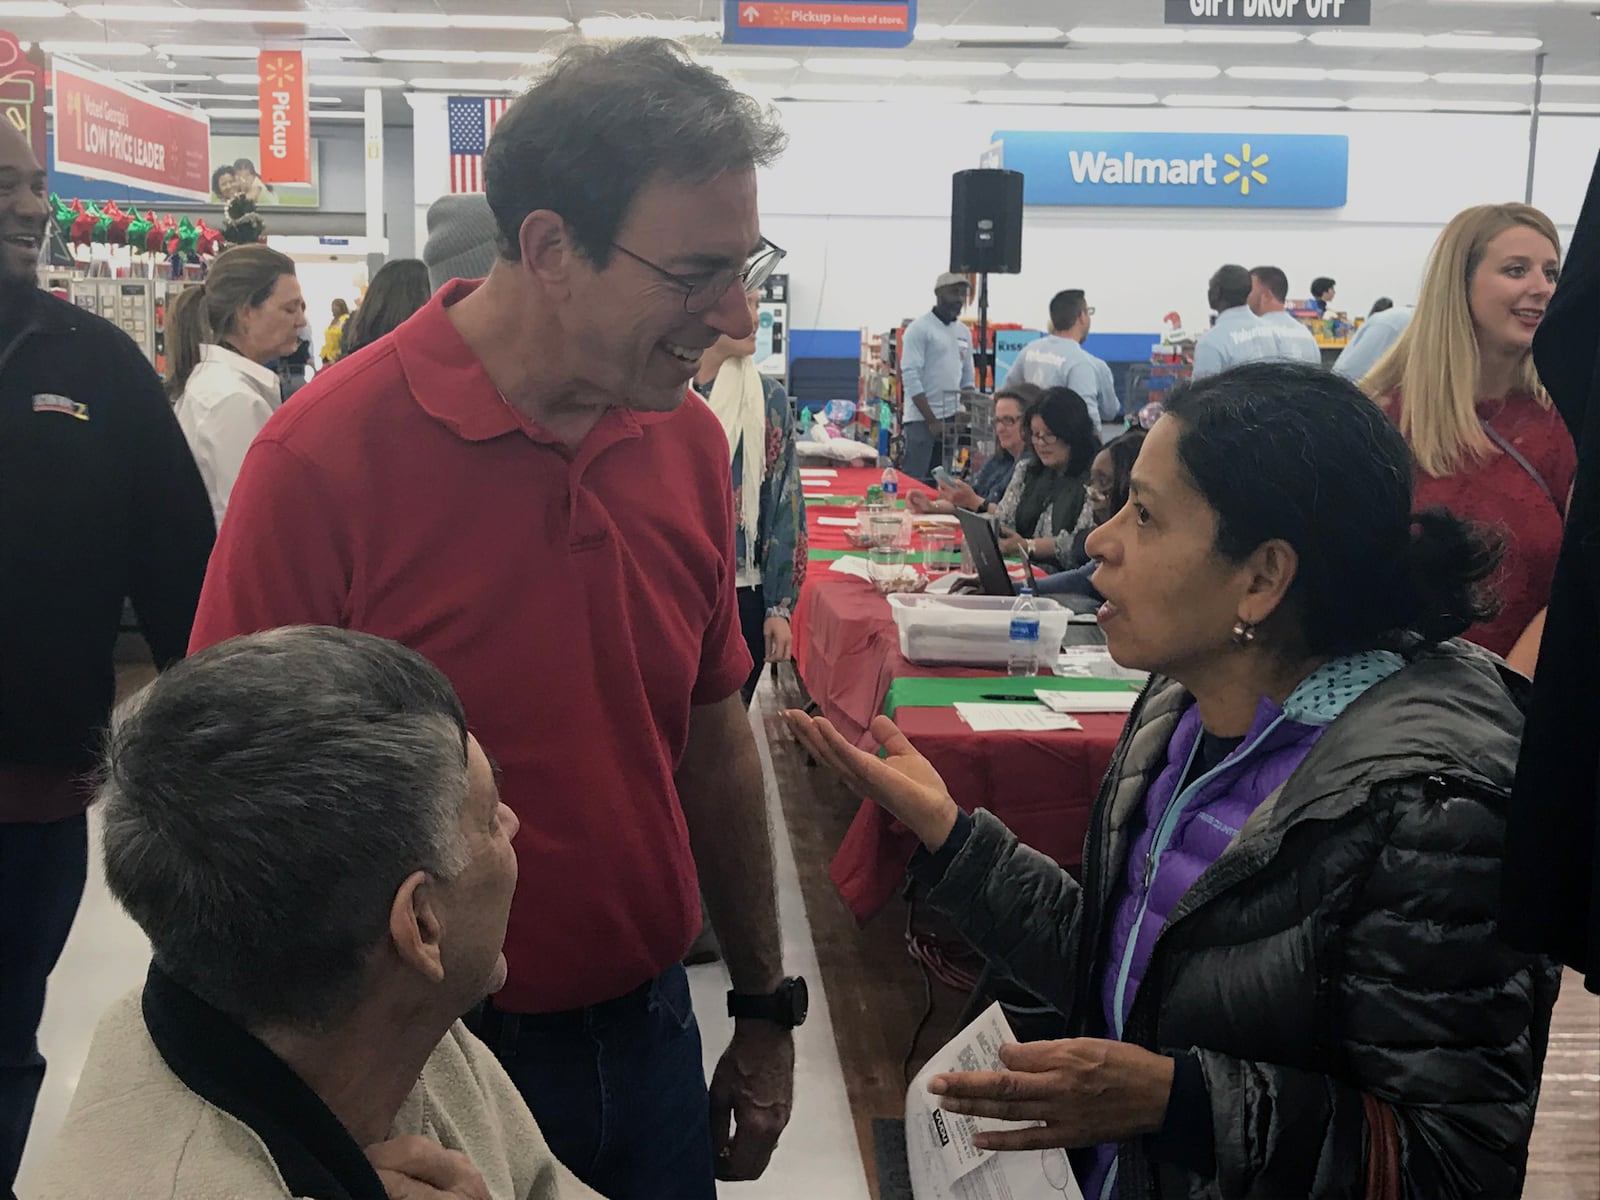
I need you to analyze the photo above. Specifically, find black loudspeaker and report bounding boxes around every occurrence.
[950,169,1024,275]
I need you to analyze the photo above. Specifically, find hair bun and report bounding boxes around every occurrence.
[1399,508,1502,645]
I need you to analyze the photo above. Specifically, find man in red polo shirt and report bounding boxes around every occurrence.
[188,40,799,1200]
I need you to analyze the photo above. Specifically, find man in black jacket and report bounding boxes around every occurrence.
[0,119,215,1186]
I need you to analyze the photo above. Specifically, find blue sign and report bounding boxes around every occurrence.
[722,0,915,49]
[990,131,1348,209]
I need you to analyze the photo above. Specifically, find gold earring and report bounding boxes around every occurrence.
[1232,619,1257,647]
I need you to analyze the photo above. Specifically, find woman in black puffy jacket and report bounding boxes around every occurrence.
[790,362,1561,1199]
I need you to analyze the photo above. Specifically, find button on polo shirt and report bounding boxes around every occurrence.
[190,279,752,1014]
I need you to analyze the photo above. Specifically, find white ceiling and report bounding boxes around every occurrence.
[3,0,1597,123]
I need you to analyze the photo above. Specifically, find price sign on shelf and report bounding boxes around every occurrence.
[1165,0,1371,25]
[723,0,915,48]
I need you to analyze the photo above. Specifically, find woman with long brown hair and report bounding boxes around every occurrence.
[1363,203,1573,672]
[167,244,302,529]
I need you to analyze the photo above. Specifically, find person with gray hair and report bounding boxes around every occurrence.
[187,38,797,1200]
[28,627,602,1200]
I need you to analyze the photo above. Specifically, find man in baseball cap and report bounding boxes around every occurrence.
[899,273,974,482]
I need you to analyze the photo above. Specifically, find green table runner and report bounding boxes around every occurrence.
[883,675,1142,718]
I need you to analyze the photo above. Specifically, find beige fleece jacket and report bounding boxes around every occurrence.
[25,990,605,1200]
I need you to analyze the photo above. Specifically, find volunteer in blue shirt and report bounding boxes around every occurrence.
[1248,266,1322,366]
[900,272,975,483]
[1001,289,1121,426]
[1333,304,1413,382]
[1191,264,1284,380]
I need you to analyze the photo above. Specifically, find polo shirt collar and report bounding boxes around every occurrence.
[397,278,677,449]
[141,964,388,1200]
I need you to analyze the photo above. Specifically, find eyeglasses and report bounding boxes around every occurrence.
[609,237,787,315]
[994,414,1022,428]
[1032,429,1062,447]
[1087,306,1096,316]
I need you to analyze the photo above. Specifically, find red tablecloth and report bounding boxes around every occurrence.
[792,474,1123,922]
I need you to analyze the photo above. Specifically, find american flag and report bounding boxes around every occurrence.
[448,95,509,193]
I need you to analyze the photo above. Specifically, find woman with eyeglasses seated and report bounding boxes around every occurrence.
[908,383,1042,517]
[1035,429,1145,601]
[787,362,1559,1200]
[990,388,1101,570]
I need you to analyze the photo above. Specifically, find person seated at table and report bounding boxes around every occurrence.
[907,382,1041,516]
[1034,429,1145,601]
[991,388,1101,570]
[786,361,1560,1200]
[30,627,603,1200]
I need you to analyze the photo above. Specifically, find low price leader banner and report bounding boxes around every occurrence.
[52,58,210,200]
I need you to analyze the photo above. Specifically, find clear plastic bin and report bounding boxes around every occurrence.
[887,593,1073,668]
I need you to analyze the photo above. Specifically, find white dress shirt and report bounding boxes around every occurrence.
[173,343,280,531]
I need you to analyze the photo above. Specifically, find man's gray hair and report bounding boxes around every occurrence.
[484,37,787,265]
[98,627,472,1031]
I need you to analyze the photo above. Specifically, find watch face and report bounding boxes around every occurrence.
[787,976,809,1026]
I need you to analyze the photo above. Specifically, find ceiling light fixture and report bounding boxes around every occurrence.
[1309,31,1425,49]
[1114,62,1223,80]
[577,17,720,39]
[1327,68,1431,83]
[1543,74,1600,86]
[1163,93,1255,107]
[0,1,66,15]
[1437,98,1531,112]
[213,71,405,87]
[693,54,800,71]
[406,77,526,92]
[39,38,148,55]
[915,24,1063,42]
[373,49,552,66]
[118,69,210,81]
[778,82,971,103]
[1227,65,1328,81]
[1181,29,1306,44]
[1345,96,1438,111]
[162,42,361,58]
[1012,61,1121,80]
[1426,33,1542,50]
[1251,95,1345,108]
[1433,71,1536,85]
[971,88,1158,105]
[1068,26,1186,44]
[1541,101,1600,114]
[803,56,913,76]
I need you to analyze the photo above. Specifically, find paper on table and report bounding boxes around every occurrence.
[828,556,875,582]
[952,703,1083,733]
[1035,689,1140,714]
[910,513,961,527]
[799,467,839,477]
[816,516,860,527]
[905,1002,1084,1200]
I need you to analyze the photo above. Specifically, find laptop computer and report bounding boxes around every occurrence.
[955,509,1038,597]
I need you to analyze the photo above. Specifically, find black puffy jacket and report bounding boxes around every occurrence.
[922,641,1561,1199]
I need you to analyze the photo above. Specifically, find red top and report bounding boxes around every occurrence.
[1400,393,1576,658]
[189,280,752,1013]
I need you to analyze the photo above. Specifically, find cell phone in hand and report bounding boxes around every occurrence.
[932,466,953,486]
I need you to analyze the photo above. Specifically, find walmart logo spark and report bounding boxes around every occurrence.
[1223,144,1269,196]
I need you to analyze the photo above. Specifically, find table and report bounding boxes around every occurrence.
[793,467,1126,922]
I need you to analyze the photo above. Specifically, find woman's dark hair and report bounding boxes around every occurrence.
[1099,429,1146,517]
[1163,361,1500,655]
[210,164,235,196]
[1027,388,1100,478]
[341,259,432,357]
[165,244,297,398]
[1369,296,1394,316]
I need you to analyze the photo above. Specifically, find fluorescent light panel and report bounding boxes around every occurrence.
[577,17,720,38]
[971,89,1158,105]
[118,69,209,81]
[40,38,148,54]
[695,54,800,71]
[915,24,1063,42]
[1542,102,1600,114]
[69,5,573,30]
[1227,65,1324,81]
[1163,93,1253,107]
[1346,96,1437,110]
[373,49,551,66]
[1327,68,1430,83]
[1181,29,1305,44]
[778,83,971,103]
[0,1,66,14]
[406,77,525,92]
[1545,75,1600,87]
[803,56,1009,78]
[160,42,360,58]
[1433,72,1536,85]
[1068,27,1186,44]
[1251,95,1344,108]
[213,71,404,87]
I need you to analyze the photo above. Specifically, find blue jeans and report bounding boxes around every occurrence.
[0,813,88,1188]
[471,965,715,1200]
[1035,561,1103,600]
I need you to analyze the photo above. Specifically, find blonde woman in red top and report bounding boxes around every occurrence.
[1364,204,1573,674]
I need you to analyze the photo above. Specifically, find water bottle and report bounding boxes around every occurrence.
[881,466,899,502]
[1008,588,1042,677]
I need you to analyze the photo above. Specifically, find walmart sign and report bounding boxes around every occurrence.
[990,131,1349,209]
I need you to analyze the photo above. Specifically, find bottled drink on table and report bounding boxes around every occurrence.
[1007,587,1042,677]
[881,466,899,502]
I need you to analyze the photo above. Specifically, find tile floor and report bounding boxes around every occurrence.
[14,697,870,1199]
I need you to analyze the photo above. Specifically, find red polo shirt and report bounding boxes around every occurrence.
[189,280,751,1013]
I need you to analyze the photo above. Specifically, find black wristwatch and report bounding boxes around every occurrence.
[727,976,809,1030]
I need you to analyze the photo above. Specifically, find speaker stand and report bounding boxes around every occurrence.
[977,272,991,395]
